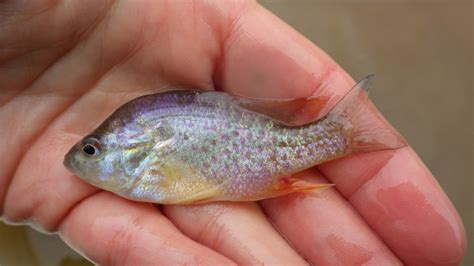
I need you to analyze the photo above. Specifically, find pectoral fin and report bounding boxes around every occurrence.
[154,160,224,204]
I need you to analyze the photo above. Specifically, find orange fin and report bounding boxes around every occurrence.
[238,95,330,126]
[273,177,334,194]
[198,90,330,126]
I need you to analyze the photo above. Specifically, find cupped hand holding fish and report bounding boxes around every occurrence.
[0,1,466,265]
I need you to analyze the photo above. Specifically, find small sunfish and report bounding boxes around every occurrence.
[64,76,406,204]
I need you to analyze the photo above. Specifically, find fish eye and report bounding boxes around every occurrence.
[81,137,101,157]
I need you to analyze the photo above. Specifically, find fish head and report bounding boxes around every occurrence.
[63,131,131,192]
[64,117,177,196]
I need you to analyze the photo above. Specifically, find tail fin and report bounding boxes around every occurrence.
[327,75,407,152]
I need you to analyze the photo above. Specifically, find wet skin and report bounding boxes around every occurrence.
[0,1,466,265]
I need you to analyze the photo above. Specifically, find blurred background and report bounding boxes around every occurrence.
[0,1,472,265]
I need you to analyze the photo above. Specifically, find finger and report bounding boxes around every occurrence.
[319,147,467,265]
[261,169,401,265]
[214,2,466,265]
[1,0,225,243]
[163,202,307,265]
[213,4,399,264]
[59,192,235,265]
[0,0,222,215]
[0,0,116,215]
[2,85,156,232]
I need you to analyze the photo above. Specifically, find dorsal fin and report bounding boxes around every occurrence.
[198,91,330,126]
[237,95,330,126]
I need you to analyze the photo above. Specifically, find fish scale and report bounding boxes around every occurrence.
[161,106,348,199]
[64,76,406,204]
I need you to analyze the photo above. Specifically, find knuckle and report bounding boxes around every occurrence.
[196,205,230,250]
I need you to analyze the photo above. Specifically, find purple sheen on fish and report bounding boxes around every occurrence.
[64,75,406,204]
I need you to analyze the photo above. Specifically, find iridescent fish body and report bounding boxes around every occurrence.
[64,76,405,204]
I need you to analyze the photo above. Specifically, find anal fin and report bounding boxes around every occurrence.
[273,177,334,195]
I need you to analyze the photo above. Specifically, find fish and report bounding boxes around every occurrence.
[64,76,406,204]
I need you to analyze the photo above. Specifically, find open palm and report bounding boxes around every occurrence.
[0,1,466,265]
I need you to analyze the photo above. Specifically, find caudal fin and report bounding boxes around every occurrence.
[327,75,407,153]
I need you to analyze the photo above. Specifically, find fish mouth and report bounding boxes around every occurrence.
[63,148,79,175]
[63,148,98,186]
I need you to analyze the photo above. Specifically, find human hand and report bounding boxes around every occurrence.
[0,1,466,265]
